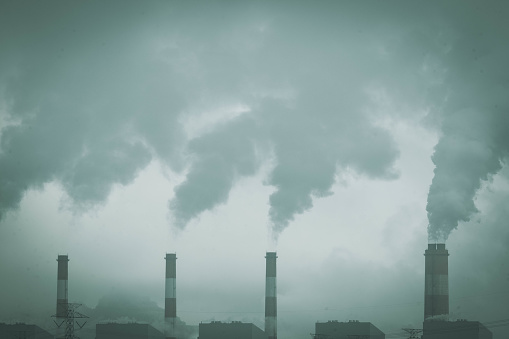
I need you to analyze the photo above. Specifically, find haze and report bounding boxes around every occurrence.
[0,1,508,338]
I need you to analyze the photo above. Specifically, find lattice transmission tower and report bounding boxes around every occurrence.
[402,328,423,339]
[53,303,88,339]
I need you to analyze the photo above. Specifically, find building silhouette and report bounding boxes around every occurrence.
[198,321,268,339]
[422,320,492,339]
[0,323,53,339]
[96,323,164,339]
[314,320,385,339]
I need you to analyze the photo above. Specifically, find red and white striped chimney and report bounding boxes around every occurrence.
[424,243,449,321]
[56,255,69,339]
[265,252,277,339]
[165,253,177,339]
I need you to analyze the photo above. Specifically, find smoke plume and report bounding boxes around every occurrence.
[425,1,509,241]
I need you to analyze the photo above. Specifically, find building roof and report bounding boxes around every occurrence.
[96,322,165,339]
[199,321,268,339]
[0,323,53,339]
[423,320,492,339]
[315,320,385,338]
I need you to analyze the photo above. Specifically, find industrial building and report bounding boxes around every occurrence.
[422,320,492,339]
[314,320,385,339]
[0,323,53,339]
[96,323,165,339]
[198,321,268,339]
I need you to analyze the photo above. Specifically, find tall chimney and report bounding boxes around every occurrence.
[165,253,177,339]
[424,243,449,321]
[265,252,277,339]
[56,255,69,339]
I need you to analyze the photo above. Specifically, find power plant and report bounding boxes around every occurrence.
[0,245,497,339]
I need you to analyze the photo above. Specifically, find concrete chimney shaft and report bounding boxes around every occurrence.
[265,252,277,339]
[424,244,449,321]
[165,253,177,339]
[56,255,69,339]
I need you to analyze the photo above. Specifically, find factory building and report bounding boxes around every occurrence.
[96,323,165,339]
[0,323,53,339]
[422,320,492,339]
[198,321,268,339]
[314,320,385,339]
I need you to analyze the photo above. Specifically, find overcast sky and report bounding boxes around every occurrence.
[1,1,508,338]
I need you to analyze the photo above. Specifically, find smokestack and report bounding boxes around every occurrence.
[424,243,449,321]
[56,255,69,339]
[165,253,177,339]
[265,252,277,339]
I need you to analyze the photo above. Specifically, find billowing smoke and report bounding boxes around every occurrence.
[170,114,263,228]
[164,4,410,233]
[426,111,509,241]
[426,1,509,241]
[2,2,506,239]
[0,2,406,235]
[0,2,185,217]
